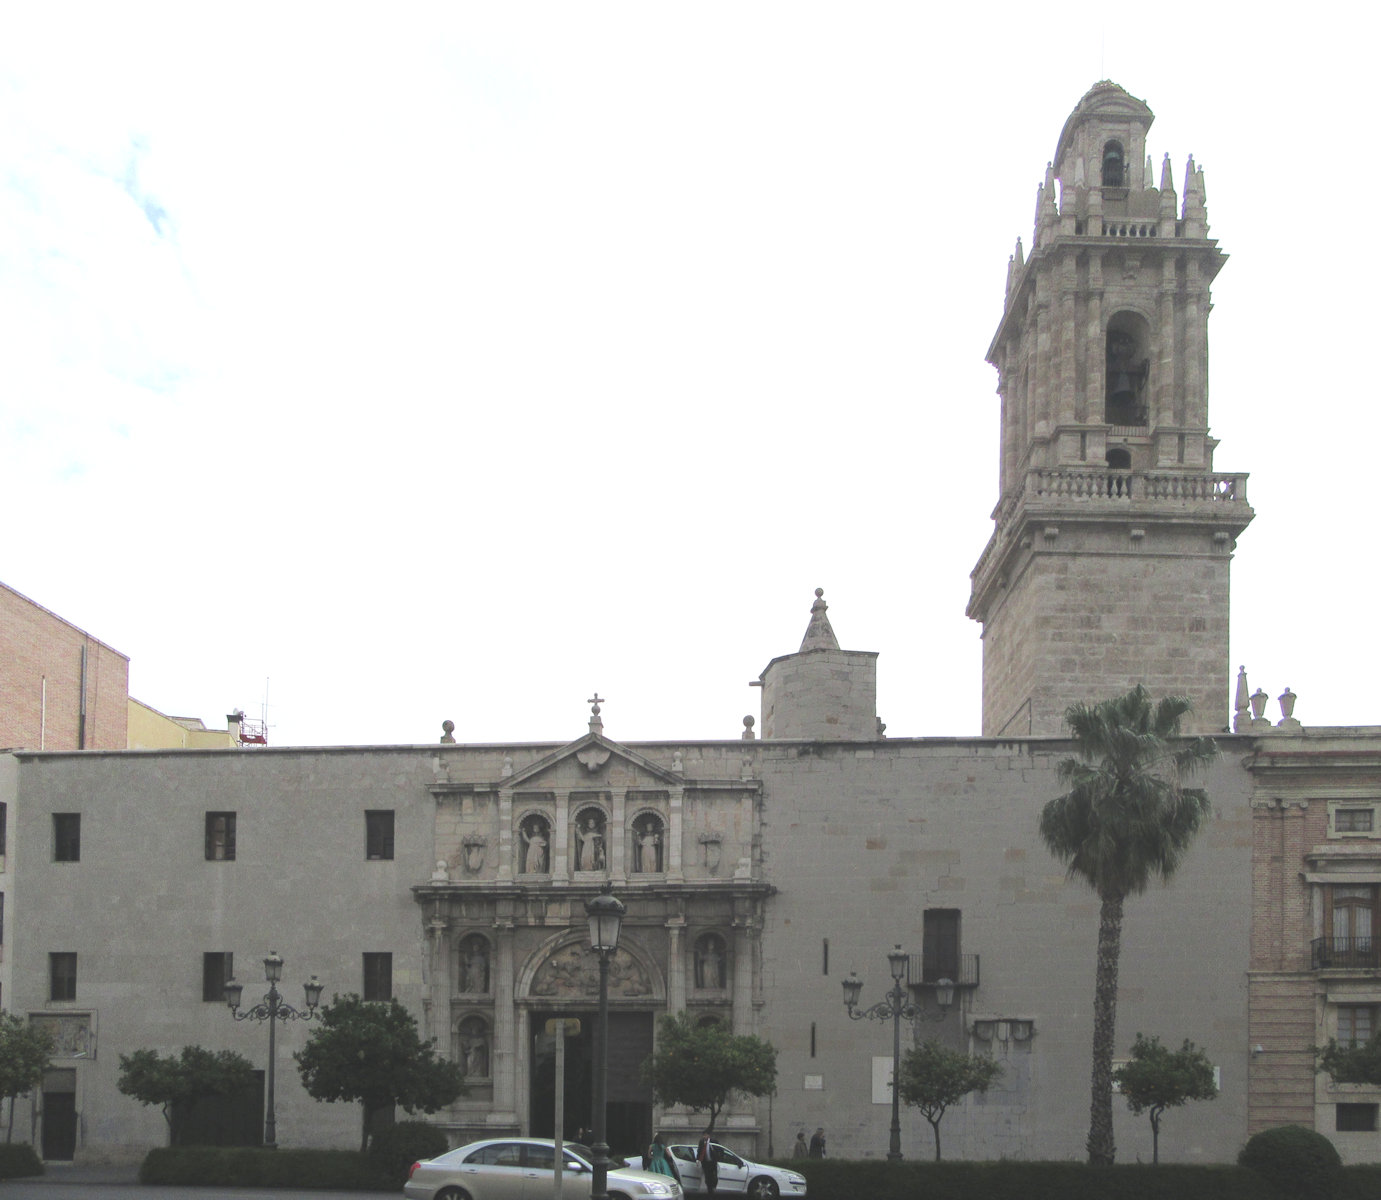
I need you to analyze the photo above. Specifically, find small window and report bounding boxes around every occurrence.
[205,813,236,861]
[54,814,81,862]
[365,811,395,860]
[50,952,77,1002]
[1338,1005,1377,1048]
[202,952,233,1002]
[1332,804,1378,836]
[1337,1102,1378,1132]
[363,952,393,1001]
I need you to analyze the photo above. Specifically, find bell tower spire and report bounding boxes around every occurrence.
[967,82,1254,737]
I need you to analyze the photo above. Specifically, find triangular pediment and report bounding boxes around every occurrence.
[502,731,683,791]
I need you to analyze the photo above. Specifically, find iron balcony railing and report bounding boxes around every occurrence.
[906,953,980,990]
[1311,937,1381,970]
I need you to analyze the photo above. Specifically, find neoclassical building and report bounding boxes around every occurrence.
[4,82,1380,1168]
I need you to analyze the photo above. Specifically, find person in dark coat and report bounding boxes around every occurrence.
[808,1127,826,1158]
[697,1131,719,1195]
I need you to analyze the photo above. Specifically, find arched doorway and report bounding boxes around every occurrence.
[523,938,660,1156]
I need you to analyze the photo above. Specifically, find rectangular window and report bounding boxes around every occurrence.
[205,813,236,861]
[363,952,392,1002]
[1334,808,1376,834]
[50,953,77,1002]
[1338,1005,1377,1048]
[1336,1103,1378,1132]
[365,811,395,861]
[53,814,81,862]
[1,800,8,858]
[202,952,234,1003]
[922,909,961,982]
[1326,885,1378,967]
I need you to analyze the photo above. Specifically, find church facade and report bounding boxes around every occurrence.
[4,82,1380,1168]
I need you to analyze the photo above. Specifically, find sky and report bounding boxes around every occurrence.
[2,4,1376,748]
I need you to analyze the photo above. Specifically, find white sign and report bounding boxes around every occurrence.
[871,1056,893,1105]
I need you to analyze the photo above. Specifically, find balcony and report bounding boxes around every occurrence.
[906,953,980,990]
[1312,937,1381,971]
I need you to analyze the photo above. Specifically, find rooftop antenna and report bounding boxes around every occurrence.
[236,677,272,747]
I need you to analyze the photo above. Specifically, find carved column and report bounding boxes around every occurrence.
[497,789,514,882]
[492,920,518,1120]
[668,786,685,882]
[611,788,627,881]
[666,915,686,1012]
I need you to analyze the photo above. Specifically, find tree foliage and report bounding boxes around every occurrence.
[896,1039,1002,1161]
[294,994,466,1151]
[116,1045,257,1146]
[640,1011,777,1133]
[1317,1029,1381,1085]
[0,1013,53,1144]
[1038,685,1216,1166]
[1112,1033,1217,1163]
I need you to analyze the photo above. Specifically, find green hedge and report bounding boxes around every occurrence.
[0,1144,43,1180]
[139,1146,395,1190]
[777,1159,1357,1200]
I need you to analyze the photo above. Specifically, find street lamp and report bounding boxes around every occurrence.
[585,884,626,1200]
[225,951,324,1149]
[842,945,953,1162]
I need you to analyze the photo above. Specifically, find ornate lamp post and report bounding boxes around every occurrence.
[842,945,953,1162]
[585,884,626,1200]
[225,951,324,1149]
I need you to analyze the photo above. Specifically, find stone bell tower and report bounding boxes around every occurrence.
[967,82,1254,737]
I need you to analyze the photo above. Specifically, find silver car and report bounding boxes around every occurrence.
[405,1137,684,1200]
[668,1143,807,1198]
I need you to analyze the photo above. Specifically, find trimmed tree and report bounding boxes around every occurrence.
[640,1011,777,1134]
[896,1039,1002,1161]
[1112,1033,1217,1163]
[116,1046,257,1146]
[0,1014,53,1144]
[294,994,466,1151]
[1038,685,1216,1166]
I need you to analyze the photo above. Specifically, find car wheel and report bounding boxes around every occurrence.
[608,1192,632,1200]
[435,1189,472,1200]
[747,1177,779,1199]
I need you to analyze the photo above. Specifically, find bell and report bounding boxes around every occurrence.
[1110,372,1136,403]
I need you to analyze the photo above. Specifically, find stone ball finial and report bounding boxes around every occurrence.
[742,715,756,740]
[440,720,456,744]
[815,587,824,598]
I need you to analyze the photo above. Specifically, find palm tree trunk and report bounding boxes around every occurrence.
[1087,892,1123,1166]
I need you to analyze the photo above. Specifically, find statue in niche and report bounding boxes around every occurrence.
[461,937,489,993]
[458,1016,489,1078]
[633,815,664,873]
[575,813,606,871]
[695,935,726,989]
[520,819,549,875]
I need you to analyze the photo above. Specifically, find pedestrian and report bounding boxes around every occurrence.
[792,1131,808,1158]
[697,1129,719,1196]
[808,1127,826,1158]
[647,1132,679,1183]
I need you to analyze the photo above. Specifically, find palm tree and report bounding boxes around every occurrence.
[1038,685,1216,1167]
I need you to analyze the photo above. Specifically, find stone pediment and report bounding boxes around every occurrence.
[502,732,682,791]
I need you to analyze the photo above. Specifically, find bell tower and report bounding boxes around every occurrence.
[967,82,1253,737]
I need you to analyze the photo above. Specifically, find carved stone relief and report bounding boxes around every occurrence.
[530,944,651,999]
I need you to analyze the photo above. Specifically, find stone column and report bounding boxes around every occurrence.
[668,786,685,882]
[492,921,518,1120]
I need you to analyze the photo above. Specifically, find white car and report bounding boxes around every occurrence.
[405,1137,683,1200]
[668,1142,807,1198]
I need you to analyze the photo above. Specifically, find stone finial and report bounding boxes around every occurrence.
[672,750,684,774]
[742,715,756,741]
[876,717,887,739]
[1233,666,1250,733]
[588,693,605,734]
[440,719,456,744]
[1277,687,1301,732]
[501,754,513,778]
[800,588,841,653]
[1160,152,1174,193]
